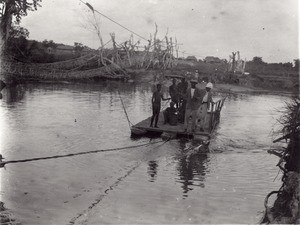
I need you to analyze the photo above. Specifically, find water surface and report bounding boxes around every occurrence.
[0,82,288,224]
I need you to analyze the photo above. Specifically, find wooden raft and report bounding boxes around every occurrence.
[131,97,226,142]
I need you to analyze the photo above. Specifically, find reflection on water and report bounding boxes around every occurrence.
[147,160,158,182]
[0,82,291,224]
[3,85,26,104]
[175,141,208,197]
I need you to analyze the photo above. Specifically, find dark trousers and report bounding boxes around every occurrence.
[179,98,186,123]
[163,110,169,124]
[150,104,160,126]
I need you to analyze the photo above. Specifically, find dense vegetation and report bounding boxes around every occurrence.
[262,98,300,224]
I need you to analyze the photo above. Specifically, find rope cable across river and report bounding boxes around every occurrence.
[0,139,169,168]
[0,86,175,168]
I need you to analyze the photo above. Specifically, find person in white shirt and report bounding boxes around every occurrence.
[197,82,213,131]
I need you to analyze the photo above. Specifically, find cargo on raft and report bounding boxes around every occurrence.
[131,97,226,143]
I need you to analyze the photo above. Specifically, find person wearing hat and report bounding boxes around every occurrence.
[197,82,214,131]
[184,79,206,132]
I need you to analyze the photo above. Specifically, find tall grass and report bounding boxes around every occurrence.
[262,97,300,224]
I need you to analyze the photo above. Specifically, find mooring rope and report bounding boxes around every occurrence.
[118,90,134,128]
[0,140,167,168]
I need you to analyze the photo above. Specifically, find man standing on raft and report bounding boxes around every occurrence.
[150,84,170,128]
[184,79,205,132]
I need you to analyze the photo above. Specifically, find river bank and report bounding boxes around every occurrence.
[262,98,300,224]
[1,71,297,98]
[213,83,298,96]
[0,201,21,224]
[263,172,300,224]
[1,58,298,95]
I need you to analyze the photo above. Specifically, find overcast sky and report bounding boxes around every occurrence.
[21,0,299,63]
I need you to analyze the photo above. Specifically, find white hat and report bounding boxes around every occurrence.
[206,82,213,89]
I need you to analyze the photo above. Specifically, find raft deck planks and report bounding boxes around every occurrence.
[132,113,210,137]
[131,97,227,140]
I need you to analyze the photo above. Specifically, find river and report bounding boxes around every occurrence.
[0,81,289,224]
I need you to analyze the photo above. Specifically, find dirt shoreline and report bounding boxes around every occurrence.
[1,63,298,97]
[2,77,297,97]
[213,83,298,96]
[0,202,21,225]
[263,172,300,224]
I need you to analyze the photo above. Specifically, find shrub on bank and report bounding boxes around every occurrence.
[262,98,300,224]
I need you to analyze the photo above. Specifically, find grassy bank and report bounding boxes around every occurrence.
[1,58,299,95]
[0,201,21,225]
[262,98,300,224]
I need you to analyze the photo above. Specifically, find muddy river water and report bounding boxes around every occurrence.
[0,81,290,224]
